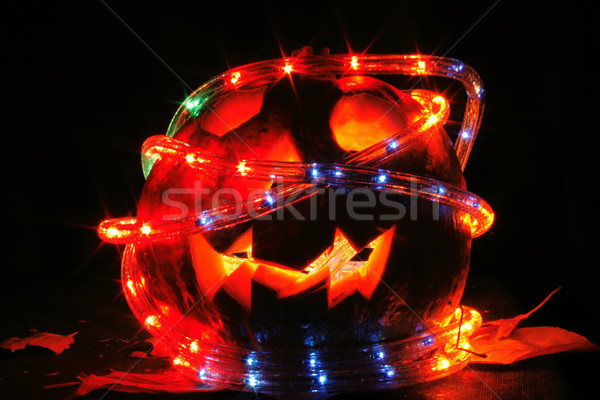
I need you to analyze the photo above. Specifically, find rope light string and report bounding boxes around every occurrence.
[99,136,493,244]
[100,83,492,244]
[123,245,483,391]
[98,53,493,393]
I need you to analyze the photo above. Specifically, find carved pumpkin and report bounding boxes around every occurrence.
[99,52,494,390]
[132,69,469,346]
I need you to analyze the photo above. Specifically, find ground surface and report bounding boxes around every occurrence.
[1,275,597,400]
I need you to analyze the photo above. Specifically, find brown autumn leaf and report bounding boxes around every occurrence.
[1,332,77,354]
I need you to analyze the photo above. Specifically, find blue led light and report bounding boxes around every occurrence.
[247,357,255,366]
[461,130,471,139]
[387,141,399,151]
[198,368,207,380]
[311,168,319,178]
[248,375,258,387]
[265,195,274,205]
[386,368,395,377]
[310,359,316,367]
[377,174,387,183]
[378,351,385,359]
[438,186,446,195]
[319,375,327,384]
[334,170,342,177]
[423,336,434,346]
[196,216,212,227]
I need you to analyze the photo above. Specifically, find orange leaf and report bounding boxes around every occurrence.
[1,332,77,354]
[470,326,599,364]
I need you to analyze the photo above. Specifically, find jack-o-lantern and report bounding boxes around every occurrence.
[99,49,493,393]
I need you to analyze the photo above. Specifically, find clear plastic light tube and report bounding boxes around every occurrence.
[99,134,493,244]
[98,52,492,395]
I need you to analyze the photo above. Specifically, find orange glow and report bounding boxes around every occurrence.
[172,357,190,367]
[454,307,463,319]
[126,279,135,295]
[189,233,228,302]
[230,71,241,84]
[185,153,207,165]
[424,114,439,129]
[283,64,292,74]
[145,145,180,159]
[462,321,473,332]
[237,161,248,176]
[190,341,199,353]
[459,340,471,350]
[410,90,449,131]
[434,357,450,370]
[199,87,265,136]
[172,357,191,368]
[432,95,445,114]
[330,90,410,152]
[145,315,158,327]
[328,228,394,307]
[141,224,152,235]
[459,213,472,229]
[222,261,255,311]
[98,217,138,241]
[105,226,121,239]
[158,304,171,315]
[350,56,359,69]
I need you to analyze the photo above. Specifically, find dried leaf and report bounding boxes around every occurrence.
[471,326,599,364]
[468,287,598,364]
[475,286,561,341]
[0,332,77,354]
[128,350,148,359]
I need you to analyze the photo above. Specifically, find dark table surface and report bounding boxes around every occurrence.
[1,274,597,400]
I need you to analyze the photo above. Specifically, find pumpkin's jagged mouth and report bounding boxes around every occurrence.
[221,229,377,277]
[202,228,390,311]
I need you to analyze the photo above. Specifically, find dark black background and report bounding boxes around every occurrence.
[2,0,597,369]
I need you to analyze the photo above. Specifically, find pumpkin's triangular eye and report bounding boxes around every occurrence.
[224,228,252,255]
[199,87,266,136]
